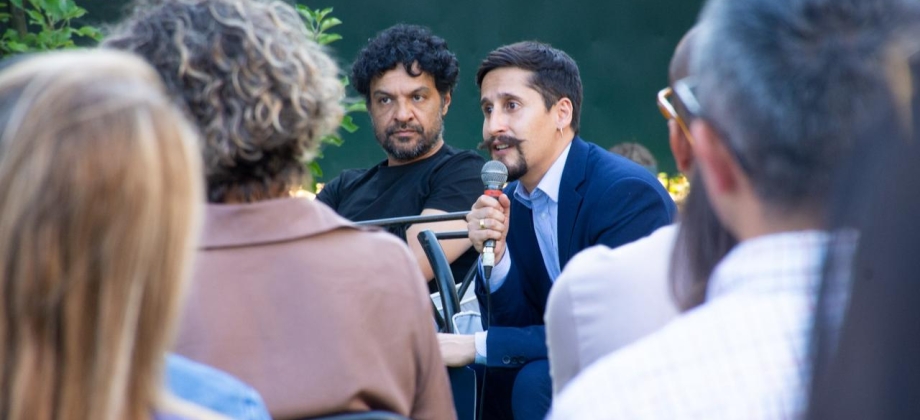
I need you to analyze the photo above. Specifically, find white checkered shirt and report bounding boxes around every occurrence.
[548,230,829,420]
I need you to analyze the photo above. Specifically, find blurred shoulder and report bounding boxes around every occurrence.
[560,225,678,280]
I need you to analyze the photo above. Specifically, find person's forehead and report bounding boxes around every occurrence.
[371,63,437,91]
[480,67,539,99]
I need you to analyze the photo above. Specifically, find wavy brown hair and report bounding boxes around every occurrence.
[0,50,211,420]
[104,0,344,203]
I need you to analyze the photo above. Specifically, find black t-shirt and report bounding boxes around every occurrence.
[317,144,485,290]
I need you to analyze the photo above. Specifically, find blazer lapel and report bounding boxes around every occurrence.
[557,137,588,268]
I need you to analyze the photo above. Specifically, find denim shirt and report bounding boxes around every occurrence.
[166,354,271,420]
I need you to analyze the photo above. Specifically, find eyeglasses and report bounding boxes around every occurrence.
[671,76,752,174]
[657,86,694,145]
[671,77,702,118]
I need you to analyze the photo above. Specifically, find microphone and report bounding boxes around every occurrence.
[480,160,508,280]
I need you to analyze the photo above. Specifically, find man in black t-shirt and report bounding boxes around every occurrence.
[317,24,484,288]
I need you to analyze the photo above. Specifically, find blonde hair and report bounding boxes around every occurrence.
[0,50,210,420]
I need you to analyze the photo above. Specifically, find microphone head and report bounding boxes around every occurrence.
[481,160,508,189]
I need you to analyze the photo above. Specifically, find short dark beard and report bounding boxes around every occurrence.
[374,116,444,162]
[505,146,527,182]
[478,135,527,181]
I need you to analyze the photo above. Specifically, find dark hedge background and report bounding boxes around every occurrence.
[74,0,703,179]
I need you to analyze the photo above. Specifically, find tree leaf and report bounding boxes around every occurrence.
[7,41,29,52]
[322,133,345,146]
[63,7,87,20]
[319,17,341,32]
[34,0,64,22]
[75,25,101,40]
[36,30,54,47]
[345,102,367,113]
[308,161,323,178]
[25,8,47,27]
[60,0,79,14]
[316,33,342,45]
[10,0,23,9]
[340,115,359,134]
[295,5,314,25]
[49,29,69,47]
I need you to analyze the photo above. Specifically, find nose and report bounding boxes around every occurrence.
[395,99,414,123]
[485,111,508,137]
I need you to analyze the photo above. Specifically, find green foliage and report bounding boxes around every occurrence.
[0,0,102,55]
[298,6,343,46]
[297,5,367,191]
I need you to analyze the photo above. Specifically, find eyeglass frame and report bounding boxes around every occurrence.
[657,86,695,145]
[671,76,752,175]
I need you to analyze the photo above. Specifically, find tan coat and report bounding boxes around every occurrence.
[174,197,455,420]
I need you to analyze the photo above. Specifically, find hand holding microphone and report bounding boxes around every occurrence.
[470,161,509,280]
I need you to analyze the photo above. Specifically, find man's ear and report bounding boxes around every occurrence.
[554,97,574,129]
[441,91,452,116]
[691,119,740,194]
[668,119,694,174]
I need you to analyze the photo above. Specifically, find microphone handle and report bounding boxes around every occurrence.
[481,186,502,280]
[483,239,496,281]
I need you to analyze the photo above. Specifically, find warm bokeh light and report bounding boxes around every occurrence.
[658,172,690,206]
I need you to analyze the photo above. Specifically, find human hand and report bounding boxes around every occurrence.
[466,194,511,262]
[437,333,477,367]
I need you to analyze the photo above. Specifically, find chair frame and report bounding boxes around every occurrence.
[356,212,470,333]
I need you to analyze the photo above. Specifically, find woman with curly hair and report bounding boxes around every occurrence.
[0,50,217,420]
[105,1,455,419]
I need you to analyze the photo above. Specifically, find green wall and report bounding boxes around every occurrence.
[76,0,704,179]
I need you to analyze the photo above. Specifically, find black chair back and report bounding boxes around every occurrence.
[418,229,462,332]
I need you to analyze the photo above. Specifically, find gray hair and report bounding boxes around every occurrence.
[105,0,344,203]
[691,0,918,213]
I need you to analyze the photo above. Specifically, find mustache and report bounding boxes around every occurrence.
[478,135,524,151]
[385,123,424,137]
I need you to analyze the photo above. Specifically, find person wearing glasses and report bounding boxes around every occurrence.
[549,0,912,417]
[545,25,737,395]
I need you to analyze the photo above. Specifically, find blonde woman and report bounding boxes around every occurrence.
[0,50,221,420]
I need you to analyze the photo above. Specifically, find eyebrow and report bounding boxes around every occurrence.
[480,92,523,107]
[372,86,432,97]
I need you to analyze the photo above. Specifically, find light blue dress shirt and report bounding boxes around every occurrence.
[166,353,272,420]
[475,143,571,362]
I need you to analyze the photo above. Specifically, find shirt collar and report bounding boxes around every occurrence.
[514,143,571,207]
[200,197,361,249]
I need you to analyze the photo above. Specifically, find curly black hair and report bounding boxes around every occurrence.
[351,24,459,100]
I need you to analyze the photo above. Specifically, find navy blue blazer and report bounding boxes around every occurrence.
[475,136,677,368]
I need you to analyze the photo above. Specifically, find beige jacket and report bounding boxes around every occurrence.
[174,197,455,420]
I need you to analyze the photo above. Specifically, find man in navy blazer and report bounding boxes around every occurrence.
[437,41,676,419]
